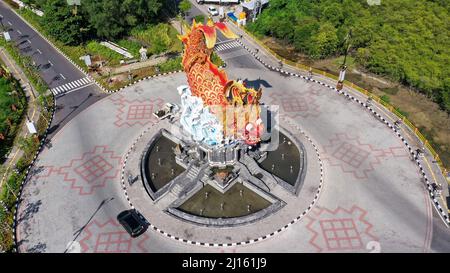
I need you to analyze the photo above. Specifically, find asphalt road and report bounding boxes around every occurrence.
[186,2,230,43]
[0,1,106,138]
[5,0,450,253]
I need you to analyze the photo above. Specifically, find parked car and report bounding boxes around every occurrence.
[117,209,148,238]
[208,6,219,16]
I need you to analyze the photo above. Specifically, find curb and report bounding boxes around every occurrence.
[236,38,450,226]
[11,95,56,253]
[106,61,226,94]
[106,69,185,94]
[119,120,324,247]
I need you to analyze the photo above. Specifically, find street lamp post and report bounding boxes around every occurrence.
[336,29,352,91]
[0,15,4,31]
[180,12,183,35]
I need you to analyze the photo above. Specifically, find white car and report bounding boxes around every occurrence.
[208,6,219,16]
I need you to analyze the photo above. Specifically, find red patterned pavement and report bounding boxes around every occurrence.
[267,90,320,119]
[34,146,121,195]
[109,94,164,127]
[306,205,378,252]
[79,219,149,253]
[322,133,409,179]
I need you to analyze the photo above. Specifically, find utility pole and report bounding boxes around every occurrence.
[0,15,4,31]
[337,29,352,91]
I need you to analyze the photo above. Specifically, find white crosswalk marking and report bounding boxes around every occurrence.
[50,77,93,96]
[214,40,241,52]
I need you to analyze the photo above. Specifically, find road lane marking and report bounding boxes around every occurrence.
[36,48,42,54]
[214,40,241,52]
[50,77,93,96]
[59,73,66,80]
[58,82,94,97]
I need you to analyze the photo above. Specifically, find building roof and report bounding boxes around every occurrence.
[241,0,269,10]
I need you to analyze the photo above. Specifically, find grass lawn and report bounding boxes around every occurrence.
[116,39,141,58]
[131,23,183,55]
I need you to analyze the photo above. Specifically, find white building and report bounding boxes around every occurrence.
[240,0,269,20]
[241,0,269,10]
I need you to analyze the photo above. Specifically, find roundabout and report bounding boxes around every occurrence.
[119,113,324,245]
[13,21,444,253]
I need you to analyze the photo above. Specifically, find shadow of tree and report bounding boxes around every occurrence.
[29,166,45,177]
[27,242,46,253]
[43,138,53,149]
[18,200,42,223]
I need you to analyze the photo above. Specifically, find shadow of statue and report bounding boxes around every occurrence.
[243,78,272,90]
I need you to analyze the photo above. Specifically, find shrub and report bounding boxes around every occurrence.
[157,56,182,73]
[380,95,390,104]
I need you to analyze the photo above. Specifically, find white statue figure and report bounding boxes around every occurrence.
[177,85,223,146]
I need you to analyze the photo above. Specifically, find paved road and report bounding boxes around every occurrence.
[217,21,450,252]
[15,52,450,253]
[216,26,450,253]
[9,1,450,253]
[186,2,231,43]
[0,2,106,137]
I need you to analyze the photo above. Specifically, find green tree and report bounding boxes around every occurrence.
[310,22,339,58]
[82,0,163,39]
[41,0,87,45]
[293,18,319,53]
[245,0,450,112]
[178,0,192,17]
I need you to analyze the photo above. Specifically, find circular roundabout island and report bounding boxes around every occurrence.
[14,18,443,253]
[122,111,324,244]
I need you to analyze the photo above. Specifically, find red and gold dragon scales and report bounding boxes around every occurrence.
[179,19,264,145]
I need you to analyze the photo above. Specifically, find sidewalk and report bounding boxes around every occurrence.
[225,21,450,224]
[0,47,42,191]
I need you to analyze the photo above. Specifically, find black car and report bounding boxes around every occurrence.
[117,209,148,238]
